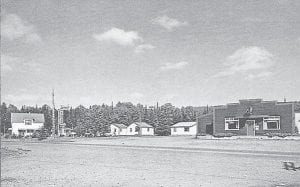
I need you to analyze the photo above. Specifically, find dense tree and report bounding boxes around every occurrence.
[4,100,298,135]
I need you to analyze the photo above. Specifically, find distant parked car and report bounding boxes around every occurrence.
[84,132,94,137]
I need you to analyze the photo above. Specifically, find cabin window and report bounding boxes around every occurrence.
[24,120,32,125]
[130,128,132,132]
[120,128,122,132]
[27,129,34,133]
[225,118,239,130]
[147,128,150,132]
[263,116,280,130]
[184,127,189,132]
[174,128,177,132]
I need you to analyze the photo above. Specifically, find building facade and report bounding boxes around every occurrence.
[170,122,197,136]
[199,99,295,136]
[110,124,127,135]
[57,106,70,136]
[11,113,45,136]
[126,122,154,136]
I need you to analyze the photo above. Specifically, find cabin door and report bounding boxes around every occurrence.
[246,120,255,136]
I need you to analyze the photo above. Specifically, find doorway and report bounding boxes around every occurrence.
[246,120,255,136]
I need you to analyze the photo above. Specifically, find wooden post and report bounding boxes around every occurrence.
[52,89,56,136]
[195,111,198,139]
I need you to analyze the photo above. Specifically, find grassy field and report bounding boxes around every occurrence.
[1,136,300,186]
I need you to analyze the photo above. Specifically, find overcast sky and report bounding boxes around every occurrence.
[1,0,300,108]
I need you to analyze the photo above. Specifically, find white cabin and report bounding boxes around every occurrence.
[127,122,154,136]
[110,124,127,135]
[171,122,198,136]
[11,113,44,136]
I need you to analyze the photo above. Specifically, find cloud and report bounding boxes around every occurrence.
[159,61,189,71]
[1,54,17,72]
[277,0,290,5]
[246,71,272,80]
[22,62,42,72]
[93,28,143,46]
[213,46,274,79]
[134,44,155,54]
[153,16,187,31]
[5,94,42,103]
[1,54,42,74]
[1,14,41,42]
[163,94,176,101]
[130,92,144,99]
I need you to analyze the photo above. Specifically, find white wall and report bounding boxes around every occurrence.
[171,125,197,136]
[141,127,154,135]
[110,125,127,135]
[126,123,139,135]
[126,123,154,135]
[295,113,300,134]
[110,125,120,135]
[12,122,43,136]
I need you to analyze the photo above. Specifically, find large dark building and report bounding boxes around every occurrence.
[199,99,295,136]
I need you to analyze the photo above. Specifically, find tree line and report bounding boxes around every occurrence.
[2,101,299,136]
[0,102,212,136]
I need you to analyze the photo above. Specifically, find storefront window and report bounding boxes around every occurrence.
[225,118,239,130]
[263,116,280,130]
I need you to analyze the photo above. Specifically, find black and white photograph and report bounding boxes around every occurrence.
[1,0,300,186]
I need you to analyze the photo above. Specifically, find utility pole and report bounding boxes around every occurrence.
[155,102,159,127]
[51,89,56,136]
[139,108,142,123]
[195,111,199,139]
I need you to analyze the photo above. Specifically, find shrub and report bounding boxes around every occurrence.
[155,126,170,136]
[4,134,10,139]
[213,133,236,138]
[197,132,207,136]
[11,134,18,139]
[265,132,292,138]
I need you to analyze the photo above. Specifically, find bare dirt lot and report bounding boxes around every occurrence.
[1,136,300,187]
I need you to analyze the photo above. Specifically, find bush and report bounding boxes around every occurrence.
[155,126,170,136]
[4,134,10,139]
[265,132,292,138]
[11,134,18,139]
[197,132,207,136]
[31,131,39,138]
[18,135,23,139]
[213,133,236,138]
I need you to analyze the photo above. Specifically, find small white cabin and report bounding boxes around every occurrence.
[171,122,198,136]
[127,122,154,136]
[110,124,127,135]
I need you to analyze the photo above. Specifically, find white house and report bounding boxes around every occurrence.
[295,112,300,134]
[11,113,44,136]
[110,123,127,135]
[171,122,198,136]
[127,122,154,136]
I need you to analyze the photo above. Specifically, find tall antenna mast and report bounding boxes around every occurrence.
[51,89,56,136]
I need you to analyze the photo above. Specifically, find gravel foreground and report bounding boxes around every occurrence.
[1,136,300,187]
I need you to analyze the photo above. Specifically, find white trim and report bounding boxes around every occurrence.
[225,118,239,130]
[246,120,255,136]
[263,116,280,130]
